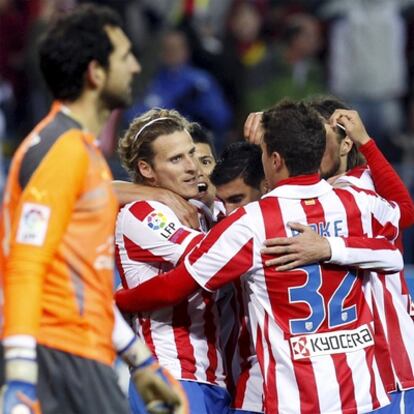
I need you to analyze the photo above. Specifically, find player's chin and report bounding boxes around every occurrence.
[179,184,198,200]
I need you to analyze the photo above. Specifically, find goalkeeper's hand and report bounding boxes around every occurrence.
[1,346,42,414]
[119,337,188,414]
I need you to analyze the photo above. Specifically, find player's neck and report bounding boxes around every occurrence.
[62,93,110,137]
[338,156,348,176]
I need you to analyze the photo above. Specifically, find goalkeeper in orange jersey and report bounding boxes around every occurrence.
[0,4,187,414]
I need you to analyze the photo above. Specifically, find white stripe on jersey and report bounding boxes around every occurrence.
[185,179,397,413]
[115,199,226,387]
[270,319,301,414]
[335,168,374,191]
[335,169,414,390]
[144,309,181,374]
[346,348,375,410]
[221,278,264,412]
[312,355,340,413]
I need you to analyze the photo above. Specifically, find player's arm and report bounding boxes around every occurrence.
[2,133,89,413]
[330,109,414,228]
[112,180,199,229]
[112,306,187,413]
[117,200,203,288]
[116,207,254,313]
[262,186,403,272]
[115,266,199,313]
[358,140,414,228]
[116,201,204,312]
[261,222,403,272]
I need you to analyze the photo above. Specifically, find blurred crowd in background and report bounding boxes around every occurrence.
[1,0,414,262]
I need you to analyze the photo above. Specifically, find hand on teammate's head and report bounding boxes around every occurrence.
[329,109,371,148]
[244,112,264,145]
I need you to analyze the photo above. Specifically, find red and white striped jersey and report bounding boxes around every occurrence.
[335,167,414,390]
[218,277,264,412]
[184,176,401,414]
[115,199,226,387]
[335,166,374,190]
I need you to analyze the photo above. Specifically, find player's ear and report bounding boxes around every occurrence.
[86,60,106,89]
[340,137,353,157]
[260,178,268,194]
[138,160,155,181]
[272,151,284,172]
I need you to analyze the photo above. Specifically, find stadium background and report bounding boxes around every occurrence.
[0,0,413,292]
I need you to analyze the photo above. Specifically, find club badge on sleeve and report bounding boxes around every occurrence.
[16,202,51,246]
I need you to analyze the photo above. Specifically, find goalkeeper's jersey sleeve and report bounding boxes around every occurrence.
[0,102,119,366]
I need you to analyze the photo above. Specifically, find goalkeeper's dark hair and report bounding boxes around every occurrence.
[39,4,123,101]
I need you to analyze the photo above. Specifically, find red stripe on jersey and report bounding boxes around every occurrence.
[291,358,321,413]
[344,185,377,198]
[233,281,254,408]
[179,234,204,263]
[346,166,368,179]
[234,368,250,409]
[257,199,284,412]
[115,243,128,289]
[342,237,398,251]
[371,215,398,241]
[302,195,361,411]
[379,274,414,385]
[205,238,253,291]
[188,207,246,265]
[395,235,404,255]
[129,201,154,221]
[365,344,381,410]
[331,354,358,413]
[260,197,286,314]
[398,270,411,302]
[255,324,266,409]
[291,199,325,413]
[202,291,219,384]
[223,286,239,394]
[300,197,325,225]
[263,313,278,414]
[172,300,197,380]
[334,189,364,236]
[140,316,156,356]
[123,235,170,264]
[371,300,396,393]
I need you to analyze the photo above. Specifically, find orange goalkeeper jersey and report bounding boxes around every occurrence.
[0,102,118,366]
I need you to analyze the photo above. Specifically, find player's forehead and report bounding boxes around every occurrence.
[105,25,131,57]
[195,142,214,157]
[217,176,250,197]
[324,123,340,145]
[152,130,194,158]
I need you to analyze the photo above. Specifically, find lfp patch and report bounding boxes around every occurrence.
[16,202,51,246]
[146,211,168,231]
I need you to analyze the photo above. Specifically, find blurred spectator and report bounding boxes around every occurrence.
[25,0,77,126]
[178,9,242,124]
[125,28,232,151]
[226,2,325,124]
[0,78,12,196]
[0,0,31,136]
[321,0,413,161]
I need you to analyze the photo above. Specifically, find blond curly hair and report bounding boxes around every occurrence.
[118,108,191,183]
